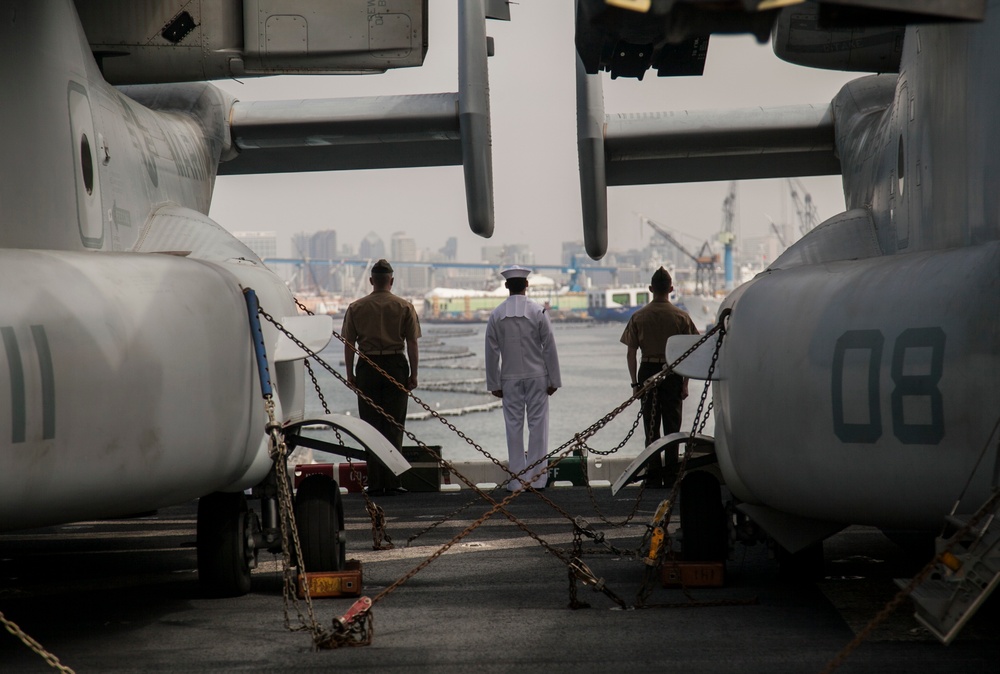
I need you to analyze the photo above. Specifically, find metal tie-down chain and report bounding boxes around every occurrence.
[259,307,619,618]
[290,301,728,543]
[271,419,376,649]
[265,301,730,642]
[277,305,600,533]
[262,387,330,645]
[0,611,75,673]
[248,291,342,647]
[295,299,394,550]
[634,317,728,607]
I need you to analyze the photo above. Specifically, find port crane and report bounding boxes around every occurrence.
[291,237,327,296]
[788,178,819,236]
[640,215,719,294]
[719,182,737,291]
[766,216,788,248]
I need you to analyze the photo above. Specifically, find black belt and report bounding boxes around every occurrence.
[364,349,404,356]
[641,357,667,363]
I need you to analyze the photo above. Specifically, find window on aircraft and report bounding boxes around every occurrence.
[897,136,905,197]
[80,133,94,196]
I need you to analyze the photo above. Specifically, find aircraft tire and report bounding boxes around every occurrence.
[197,491,254,597]
[680,471,728,562]
[294,474,346,572]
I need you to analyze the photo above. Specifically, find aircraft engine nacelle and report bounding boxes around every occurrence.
[75,0,429,85]
[0,250,288,530]
[714,240,1000,533]
[772,3,904,73]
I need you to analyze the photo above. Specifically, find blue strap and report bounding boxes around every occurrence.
[243,288,273,398]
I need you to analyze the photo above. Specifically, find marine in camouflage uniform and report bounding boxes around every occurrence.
[342,259,421,494]
[620,267,699,487]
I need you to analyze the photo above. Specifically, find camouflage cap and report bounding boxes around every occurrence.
[651,266,672,287]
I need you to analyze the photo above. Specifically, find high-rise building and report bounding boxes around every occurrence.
[233,231,277,260]
[390,232,427,291]
[439,236,458,261]
[562,240,586,267]
[359,231,385,260]
[481,245,504,264]
[390,231,417,262]
[309,230,338,261]
[292,232,310,257]
[288,231,340,292]
[505,244,534,265]
[481,244,533,266]
[303,230,338,292]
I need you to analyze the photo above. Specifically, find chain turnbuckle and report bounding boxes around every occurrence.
[569,559,604,591]
[315,595,374,648]
[568,558,630,610]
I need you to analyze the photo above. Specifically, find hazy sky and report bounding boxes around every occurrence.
[208,1,862,265]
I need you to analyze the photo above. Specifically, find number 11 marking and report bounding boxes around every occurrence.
[2,325,55,443]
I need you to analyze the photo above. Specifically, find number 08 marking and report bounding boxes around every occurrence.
[832,327,945,444]
[891,327,945,444]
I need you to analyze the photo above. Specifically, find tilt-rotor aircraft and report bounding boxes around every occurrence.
[0,0,505,597]
[578,0,1000,641]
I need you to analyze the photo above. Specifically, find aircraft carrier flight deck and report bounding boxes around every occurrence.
[2,487,997,673]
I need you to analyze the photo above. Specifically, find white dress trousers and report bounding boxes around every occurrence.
[485,295,561,491]
[501,375,550,489]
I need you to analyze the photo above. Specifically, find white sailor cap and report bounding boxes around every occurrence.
[500,265,531,280]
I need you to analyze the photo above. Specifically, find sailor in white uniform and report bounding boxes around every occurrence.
[485,265,561,491]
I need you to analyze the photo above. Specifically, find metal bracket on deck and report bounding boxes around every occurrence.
[897,493,1000,644]
[283,416,411,476]
[611,433,715,495]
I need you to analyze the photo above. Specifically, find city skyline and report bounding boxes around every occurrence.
[208,2,863,265]
[236,225,741,299]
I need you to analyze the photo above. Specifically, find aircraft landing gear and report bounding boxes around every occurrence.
[680,471,729,562]
[197,491,258,597]
[294,474,346,572]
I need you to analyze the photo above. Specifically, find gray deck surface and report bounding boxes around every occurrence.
[2,487,998,673]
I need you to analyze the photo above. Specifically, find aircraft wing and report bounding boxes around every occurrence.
[572,0,987,259]
[576,51,838,260]
[218,0,495,237]
[601,104,838,188]
[220,94,463,174]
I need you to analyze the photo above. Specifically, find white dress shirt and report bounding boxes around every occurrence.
[485,295,561,391]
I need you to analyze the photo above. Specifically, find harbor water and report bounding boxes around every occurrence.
[304,322,715,464]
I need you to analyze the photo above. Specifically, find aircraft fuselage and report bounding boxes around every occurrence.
[0,1,299,530]
[715,5,1000,538]
[717,242,1000,531]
